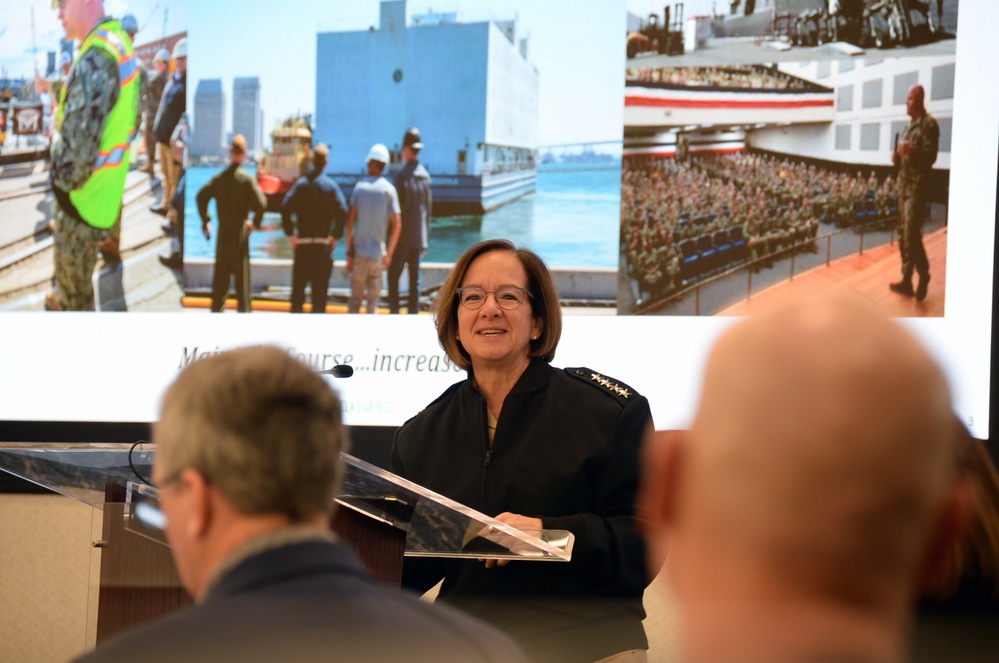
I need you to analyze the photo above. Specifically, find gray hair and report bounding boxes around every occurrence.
[155,346,345,521]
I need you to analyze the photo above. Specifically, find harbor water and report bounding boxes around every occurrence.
[183,165,621,269]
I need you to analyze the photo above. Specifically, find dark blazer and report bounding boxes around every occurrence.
[393,160,432,249]
[153,72,185,145]
[281,171,349,240]
[74,539,527,663]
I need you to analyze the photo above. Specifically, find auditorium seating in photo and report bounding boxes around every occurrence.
[851,195,878,228]
[863,195,878,222]
[814,201,831,225]
[712,228,733,268]
[793,223,816,254]
[679,238,699,283]
[844,200,864,228]
[729,225,748,262]
[786,225,802,253]
[621,153,941,304]
[696,233,718,274]
[673,226,755,286]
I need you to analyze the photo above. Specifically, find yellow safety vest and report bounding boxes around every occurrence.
[55,20,139,229]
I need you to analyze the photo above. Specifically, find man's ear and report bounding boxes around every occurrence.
[918,475,975,599]
[176,467,214,541]
[638,429,687,577]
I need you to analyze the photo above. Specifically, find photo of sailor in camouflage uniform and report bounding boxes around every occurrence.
[0,1,187,313]
[48,2,139,311]
[889,83,938,302]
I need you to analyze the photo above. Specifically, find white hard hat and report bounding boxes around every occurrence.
[366,143,389,164]
[172,38,187,59]
[60,51,72,66]
[155,48,171,62]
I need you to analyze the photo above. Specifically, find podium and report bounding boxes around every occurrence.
[0,442,573,643]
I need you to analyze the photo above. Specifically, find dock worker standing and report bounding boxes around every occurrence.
[280,144,349,313]
[389,127,432,314]
[197,135,267,313]
[150,38,186,216]
[345,144,401,314]
[140,49,170,175]
[46,0,139,311]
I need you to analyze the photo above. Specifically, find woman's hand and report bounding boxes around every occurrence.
[483,512,543,568]
[494,512,543,532]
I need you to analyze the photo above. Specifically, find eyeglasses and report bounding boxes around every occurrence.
[457,286,531,310]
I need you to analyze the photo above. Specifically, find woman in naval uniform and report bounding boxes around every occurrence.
[391,239,654,663]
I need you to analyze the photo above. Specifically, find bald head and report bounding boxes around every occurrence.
[663,294,956,609]
[312,143,329,172]
[58,0,107,42]
[907,84,926,120]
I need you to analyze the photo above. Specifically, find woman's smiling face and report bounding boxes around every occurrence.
[456,250,542,373]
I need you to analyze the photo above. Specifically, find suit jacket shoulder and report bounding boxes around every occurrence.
[73,539,526,663]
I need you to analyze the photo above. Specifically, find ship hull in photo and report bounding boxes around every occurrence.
[331,168,536,217]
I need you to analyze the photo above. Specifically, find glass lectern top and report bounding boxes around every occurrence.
[0,442,154,508]
[338,454,572,561]
[0,443,573,562]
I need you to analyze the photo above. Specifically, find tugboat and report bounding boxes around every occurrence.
[256,117,312,211]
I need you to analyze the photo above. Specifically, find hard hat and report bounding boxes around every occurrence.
[172,38,187,59]
[366,143,390,164]
[120,14,139,33]
[403,127,423,150]
[60,51,72,67]
[155,48,171,63]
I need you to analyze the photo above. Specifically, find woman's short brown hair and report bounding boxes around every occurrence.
[433,239,562,371]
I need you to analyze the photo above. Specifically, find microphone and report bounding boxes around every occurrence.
[318,364,353,378]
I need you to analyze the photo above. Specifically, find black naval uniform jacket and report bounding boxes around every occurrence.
[391,358,652,663]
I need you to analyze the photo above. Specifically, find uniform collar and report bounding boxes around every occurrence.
[466,358,551,401]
